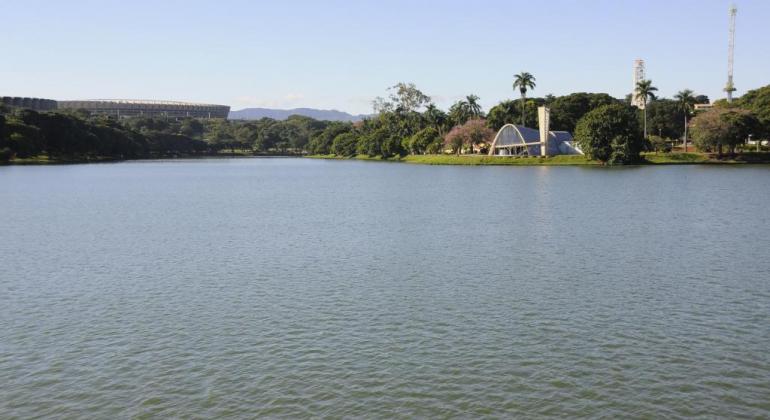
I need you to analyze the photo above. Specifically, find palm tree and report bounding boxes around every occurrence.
[635,79,658,138]
[674,89,696,152]
[465,95,482,119]
[424,103,448,136]
[449,100,471,126]
[513,72,536,126]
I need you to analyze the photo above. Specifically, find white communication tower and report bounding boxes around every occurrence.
[632,59,646,109]
[725,4,737,102]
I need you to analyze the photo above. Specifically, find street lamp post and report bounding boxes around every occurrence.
[683,111,689,153]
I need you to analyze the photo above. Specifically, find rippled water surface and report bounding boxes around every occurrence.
[1,158,769,418]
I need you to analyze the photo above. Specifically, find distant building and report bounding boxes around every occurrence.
[1,96,58,111]
[694,103,714,111]
[58,99,230,119]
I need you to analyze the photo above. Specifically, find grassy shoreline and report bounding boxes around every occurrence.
[308,152,770,166]
[4,152,769,166]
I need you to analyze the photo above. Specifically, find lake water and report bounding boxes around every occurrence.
[1,158,769,418]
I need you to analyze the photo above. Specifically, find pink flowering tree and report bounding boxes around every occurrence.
[443,119,495,154]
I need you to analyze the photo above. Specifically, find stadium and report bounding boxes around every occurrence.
[1,96,58,111]
[57,99,230,119]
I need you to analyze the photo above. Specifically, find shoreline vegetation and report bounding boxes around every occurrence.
[3,81,768,167]
[5,151,770,166]
[308,152,770,166]
[1,150,297,165]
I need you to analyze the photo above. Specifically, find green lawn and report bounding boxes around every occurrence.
[310,154,597,166]
[308,152,770,166]
[641,152,712,164]
[7,152,769,166]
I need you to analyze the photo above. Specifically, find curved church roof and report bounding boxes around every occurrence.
[489,124,581,156]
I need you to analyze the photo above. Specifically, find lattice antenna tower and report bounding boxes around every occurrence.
[725,4,737,102]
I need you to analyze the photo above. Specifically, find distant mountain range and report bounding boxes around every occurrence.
[229,107,371,122]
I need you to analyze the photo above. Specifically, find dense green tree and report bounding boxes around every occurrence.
[690,108,759,155]
[646,99,685,141]
[180,118,205,139]
[356,127,386,157]
[234,124,259,150]
[146,132,206,154]
[88,122,148,157]
[124,116,172,134]
[382,109,424,140]
[574,104,644,164]
[406,127,441,155]
[257,122,286,152]
[548,93,619,133]
[284,115,327,151]
[513,72,536,126]
[0,114,6,149]
[308,122,352,154]
[380,133,404,158]
[207,120,238,151]
[735,84,770,137]
[5,121,43,157]
[330,132,359,157]
[21,111,96,155]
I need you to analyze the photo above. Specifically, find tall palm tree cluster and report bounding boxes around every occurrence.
[636,80,700,150]
[449,95,484,125]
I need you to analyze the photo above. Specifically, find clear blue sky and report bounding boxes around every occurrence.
[3,0,768,114]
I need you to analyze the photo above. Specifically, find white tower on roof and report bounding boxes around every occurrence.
[632,59,646,109]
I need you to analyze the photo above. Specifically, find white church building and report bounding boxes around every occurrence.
[488,107,583,156]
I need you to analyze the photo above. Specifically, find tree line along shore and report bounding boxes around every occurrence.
[2,78,769,166]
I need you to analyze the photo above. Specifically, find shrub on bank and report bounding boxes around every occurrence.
[574,104,644,165]
[649,135,673,153]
